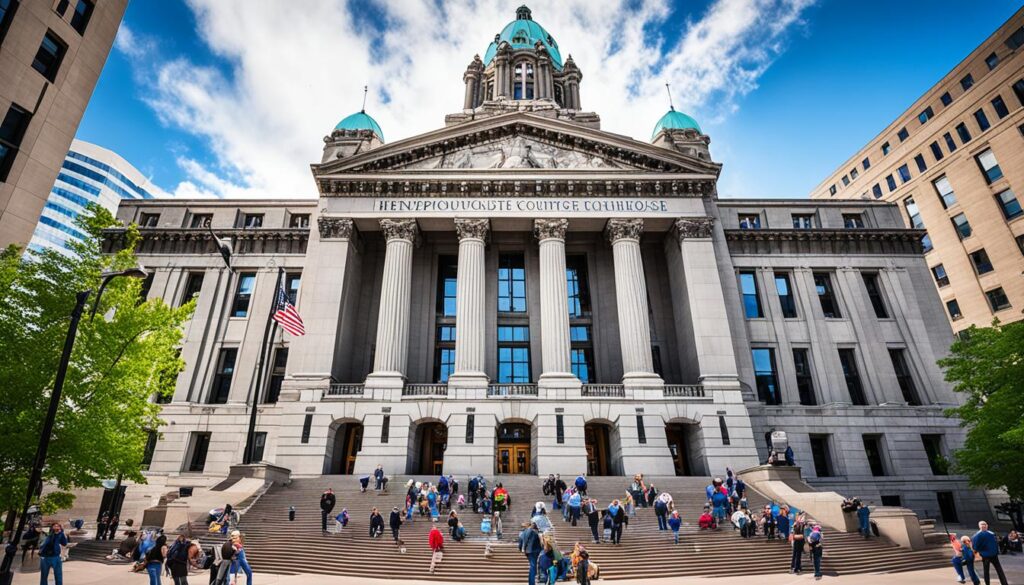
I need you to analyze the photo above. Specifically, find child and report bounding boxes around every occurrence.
[624,492,635,519]
[457,494,466,511]
[668,510,682,544]
[494,511,503,540]
[334,509,349,533]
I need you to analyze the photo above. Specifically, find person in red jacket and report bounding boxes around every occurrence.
[429,525,445,574]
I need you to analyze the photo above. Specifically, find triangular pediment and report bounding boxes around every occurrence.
[314,112,720,176]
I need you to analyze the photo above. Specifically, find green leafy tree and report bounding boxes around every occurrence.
[939,320,1024,501]
[0,205,193,514]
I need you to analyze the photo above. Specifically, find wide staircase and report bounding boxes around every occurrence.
[225,474,948,581]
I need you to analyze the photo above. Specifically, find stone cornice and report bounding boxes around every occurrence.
[101,228,309,256]
[724,228,927,256]
[605,218,644,244]
[672,217,715,241]
[454,218,490,242]
[316,176,714,199]
[534,218,568,241]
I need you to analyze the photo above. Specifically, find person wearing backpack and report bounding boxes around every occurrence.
[144,533,167,585]
[493,483,510,513]
[213,537,237,585]
[38,523,69,585]
[808,524,823,580]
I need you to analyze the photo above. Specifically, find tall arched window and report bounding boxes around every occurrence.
[553,83,564,107]
[513,60,534,100]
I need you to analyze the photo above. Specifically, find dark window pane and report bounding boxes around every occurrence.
[974,108,990,132]
[70,0,93,34]
[996,189,1022,220]
[187,433,211,472]
[951,214,972,240]
[889,348,921,405]
[498,253,526,313]
[862,157,871,170]
[931,264,950,287]
[970,249,993,275]
[774,273,797,318]
[565,255,591,317]
[940,91,952,106]
[960,74,974,91]
[838,349,867,405]
[946,299,962,320]
[897,127,909,142]
[739,271,762,318]
[985,52,999,70]
[944,132,957,152]
[991,95,1009,119]
[955,122,972,143]
[809,436,833,477]
[210,349,237,404]
[751,348,780,405]
[232,273,256,317]
[862,273,888,319]
[436,255,458,316]
[863,436,886,476]
[985,287,1010,311]
[922,435,949,475]
[813,273,841,318]
[929,141,943,161]
[793,348,816,405]
[914,154,927,173]
[180,272,205,307]
[975,149,1003,184]
[31,31,66,81]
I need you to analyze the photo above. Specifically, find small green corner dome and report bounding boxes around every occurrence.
[334,111,384,142]
[483,5,564,70]
[652,109,701,140]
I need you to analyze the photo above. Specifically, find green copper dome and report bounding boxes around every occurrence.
[652,109,701,140]
[334,111,384,142]
[483,6,564,70]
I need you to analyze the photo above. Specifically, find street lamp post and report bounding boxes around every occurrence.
[0,267,147,585]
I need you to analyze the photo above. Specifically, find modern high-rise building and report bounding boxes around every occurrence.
[811,8,1024,332]
[28,139,166,256]
[0,0,129,250]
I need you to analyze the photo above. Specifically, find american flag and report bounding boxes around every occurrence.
[272,284,305,336]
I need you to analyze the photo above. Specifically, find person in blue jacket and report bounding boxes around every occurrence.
[575,474,588,497]
[972,521,1008,585]
[952,533,981,585]
[857,501,871,538]
[668,510,682,544]
[38,523,69,585]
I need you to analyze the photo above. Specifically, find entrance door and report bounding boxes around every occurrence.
[496,444,531,474]
[418,423,447,475]
[666,424,691,476]
[343,424,363,475]
[584,423,611,476]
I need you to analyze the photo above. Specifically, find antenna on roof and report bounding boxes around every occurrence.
[665,82,675,111]
[361,85,368,113]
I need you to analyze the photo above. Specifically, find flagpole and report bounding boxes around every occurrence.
[243,267,283,465]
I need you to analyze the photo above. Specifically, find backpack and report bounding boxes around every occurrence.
[169,540,190,563]
[494,492,506,504]
[808,531,821,547]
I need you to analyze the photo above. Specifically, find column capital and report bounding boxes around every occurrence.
[379,218,421,245]
[454,218,490,243]
[318,215,355,240]
[605,218,644,244]
[672,216,715,242]
[533,218,568,242]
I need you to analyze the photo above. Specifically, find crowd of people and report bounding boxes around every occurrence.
[949,521,1017,585]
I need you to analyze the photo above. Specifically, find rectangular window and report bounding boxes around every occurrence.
[974,108,991,132]
[739,271,763,319]
[140,273,154,302]
[141,430,158,469]
[931,264,950,287]
[210,348,237,404]
[808,435,834,477]
[32,31,66,81]
[180,272,205,306]
[937,492,959,523]
[862,157,871,170]
[841,175,849,186]
[1014,79,1024,106]
[881,141,891,155]
[946,299,962,320]
[828,184,837,196]
[985,52,999,70]
[862,273,888,319]
[569,326,594,383]
[232,273,256,317]
[434,326,456,383]
[793,348,816,406]
[922,435,949,476]
[497,253,526,312]
[903,197,924,229]
[1019,234,1024,256]
[69,0,93,34]
[955,122,972,143]
[991,95,1009,119]
[960,74,974,91]
[850,168,859,180]
[251,432,267,462]
[289,213,310,228]
[139,213,160,227]
[1009,26,1024,50]
[0,103,31,181]
[301,414,313,444]
[896,164,911,183]
[738,213,761,229]
[918,106,933,124]
[186,432,211,472]
[985,287,1011,312]
[951,213,972,240]
[380,415,390,443]
[881,495,902,507]
[921,233,933,254]
[565,255,591,317]
[929,141,943,161]
[843,213,865,229]
[0,0,19,44]
[975,148,1003,184]
[556,414,565,444]
[871,184,882,199]
[885,174,897,192]
[897,127,909,142]
[265,348,288,403]
[636,415,647,444]
[940,91,952,106]
[497,326,531,383]
[813,272,841,318]
[718,416,731,445]
[933,175,957,208]
[970,249,994,275]
[996,189,1022,220]
[943,132,957,152]
[863,435,887,476]
[792,214,814,229]
[285,273,301,305]
[751,348,780,405]
[465,414,475,444]
[774,272,797,319]
[189,213,212,228]
[242,213,264,228]
[889,348,921,405]
[436,255,457,316]
[914,154,927,173]
[838,348,867,405]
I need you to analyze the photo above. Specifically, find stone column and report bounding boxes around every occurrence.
[534,219,580,391]
[605,219,663,388]
[448,219,489,393]
[365,219,419,391]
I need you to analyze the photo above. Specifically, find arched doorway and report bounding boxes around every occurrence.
[326,420,363,475]
[666,421,703,476]
[495,422,532,474]
[584,422,615,476]
[412,421,447,475]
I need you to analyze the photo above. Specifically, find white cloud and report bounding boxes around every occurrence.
[123,0,815,199]
[113,23,156,59]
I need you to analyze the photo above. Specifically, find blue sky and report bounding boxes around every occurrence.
[76,0,1022,200]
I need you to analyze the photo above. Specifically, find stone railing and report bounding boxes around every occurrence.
[663,384,706,398]
[487,383,539,397]
[403,383,449,397]
[325,383,365,397]
[581,384,626,398]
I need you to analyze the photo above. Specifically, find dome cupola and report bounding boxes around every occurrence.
[483,5,564,70]
[651,108,701,140]
[334,110,384,142]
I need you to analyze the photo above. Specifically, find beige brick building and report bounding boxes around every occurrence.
[0,0,128,249]
[811,8,1024,332]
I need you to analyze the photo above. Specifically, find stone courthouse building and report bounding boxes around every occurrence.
[109,6,989,520]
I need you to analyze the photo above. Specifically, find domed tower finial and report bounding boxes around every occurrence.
[665,82,675,112]
[516,5,532,20]
[361,85,368,113]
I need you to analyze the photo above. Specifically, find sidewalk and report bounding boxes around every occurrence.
[13,555,1024,585]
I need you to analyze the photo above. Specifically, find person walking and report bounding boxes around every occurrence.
[319,488,336,535]
[428,525,444,574]
[584,499,600,544]
[493,511,503,540]
[374,464,385,491]
[857,501,871,538]
[607,500,625,545]
[96,512,109,541]
[229,531,253,585]
[106,514,120,541]
[777,506,791,541]
[568,490,582,527]
[575,549,591,585]
[369,507,385,538]
[952,533,981,585]
[790,514,806,574]
[144,532,167,585]
[554,475,567,509]
[518,522,542,585]
[38,523,69,585]
[574,474,588,497]
[654,495,669,531]
[166,534,192,585]
[213,535,237,585]
[389,506,403,544]
[808,524,824,580]
[668,510,682,544]
[972,521,1008,585]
